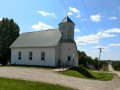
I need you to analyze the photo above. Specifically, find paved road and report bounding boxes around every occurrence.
[109,64,120,77]
[0,67,120,90]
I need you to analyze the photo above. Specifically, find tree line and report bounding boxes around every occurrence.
[78,50,108,70]
[0,18,20,65]
[112,61,120,71]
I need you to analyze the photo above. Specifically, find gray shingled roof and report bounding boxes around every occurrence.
[10,29,62,48]
[59,16,75,24]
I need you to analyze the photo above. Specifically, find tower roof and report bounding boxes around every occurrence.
[59,16,75,24]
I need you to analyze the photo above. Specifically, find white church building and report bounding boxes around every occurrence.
[10,16,78,67]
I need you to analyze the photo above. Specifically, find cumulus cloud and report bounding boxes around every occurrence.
[75,29,117,45]
[108,43,120,47]
[69,7,79,13]
[68,7,81,18]
[109,16,118,20]
[37,11,57,18]
[75,34,99,45]
[105,28,120,33]
[67,11,73,16]
[90,14,101,22]
[75,29,80,32]
[0,18,2,21]
[97,31,117,37]
[31,22,53,31]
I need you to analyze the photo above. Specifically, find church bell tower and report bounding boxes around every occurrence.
[58,16,78,67]
[59,16,75,42]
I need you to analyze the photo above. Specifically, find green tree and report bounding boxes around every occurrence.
[78,50,87,67]
[112,61,120,71]
[0,18,20,65]
[78,50,108,70]
[86,56,94,64]
[94,57,99,69]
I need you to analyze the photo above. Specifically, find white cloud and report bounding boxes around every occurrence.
[105,28,120,33]
[37,11,56,18]
[67,11,73,16]
[97,31,117,37]
[109,16,118,20]
[69,7,79,13]
[90,14,101,22]
[75,30,117,45]
[0,18,2,21]
[108,43,120,47]
[75,34,99,45]
[68,7,81,18]
[31,22,53,31]
[75,29,80,32]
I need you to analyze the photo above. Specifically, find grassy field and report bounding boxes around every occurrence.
[0,65,54,70]
[59,67,113,81]
[101,64,109,71]
[0,77,74,90]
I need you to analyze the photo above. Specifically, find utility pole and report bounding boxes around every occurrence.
[98,47,104,71]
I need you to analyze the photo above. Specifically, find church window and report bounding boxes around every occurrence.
[29,51,32,60]
[18,52,21,60]
[41,51,45,60]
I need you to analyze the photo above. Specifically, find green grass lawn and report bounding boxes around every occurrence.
[59,67,113,81]
[0,65,54,70]
[0,77,74,90]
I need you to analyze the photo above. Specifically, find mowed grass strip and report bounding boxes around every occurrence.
[0,65,54,70]
[0,77,74,90]
[60,67,113,81]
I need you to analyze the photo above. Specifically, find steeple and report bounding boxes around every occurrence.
[59,16,75,24]
[59,16,75,42]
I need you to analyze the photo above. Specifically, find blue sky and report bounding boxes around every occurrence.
[0,0,120,60]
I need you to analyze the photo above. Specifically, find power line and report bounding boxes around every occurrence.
[70,0,91,35]
[57,0,68,12]
[81,0,97,34]
[71,0,97,35]
[57,0,92,35]
[71,0,87,30]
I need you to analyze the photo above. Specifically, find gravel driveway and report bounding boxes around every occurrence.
[109,64,120,77]
[0,67,120,90]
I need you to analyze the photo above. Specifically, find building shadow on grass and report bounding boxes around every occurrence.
[71,67,95,78]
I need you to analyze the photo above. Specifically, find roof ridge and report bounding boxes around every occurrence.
[59,16,75,24]
[21,28,58,34]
